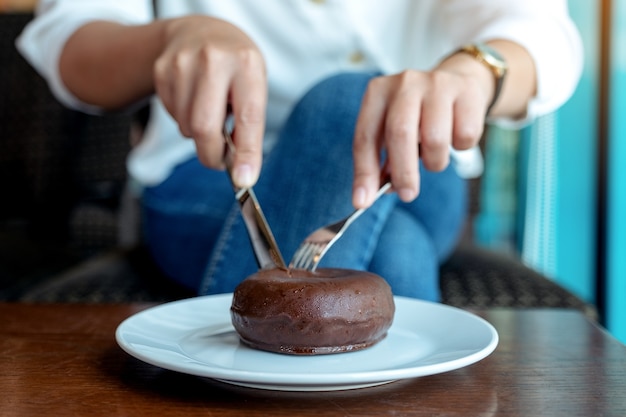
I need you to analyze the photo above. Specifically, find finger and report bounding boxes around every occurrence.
[155,50,206,141]
[451,90,486,150]
[156,49,197,138]
[154,54,178,125]
[188,48,231,169]
[419,80,452,172]
[384,76,421,202]
[353,77,388,209]
[175,52,201,139]
[229,49,267,188]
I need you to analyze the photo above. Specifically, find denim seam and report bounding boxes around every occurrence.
[360,196,397,266]
[198,202,241,295]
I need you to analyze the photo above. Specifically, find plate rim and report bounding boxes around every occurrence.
[116,294,498,389]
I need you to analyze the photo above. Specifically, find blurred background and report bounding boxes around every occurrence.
[476,1,625,343]
[0,0,624,343]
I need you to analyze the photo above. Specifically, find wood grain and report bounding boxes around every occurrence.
[1,303,625,416]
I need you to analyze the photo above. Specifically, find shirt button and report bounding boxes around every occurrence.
[348,51,365,64]
[310,0,326,4]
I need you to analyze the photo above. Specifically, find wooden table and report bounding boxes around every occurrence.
[1,303,625,417]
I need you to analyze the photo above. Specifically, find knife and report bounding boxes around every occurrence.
[222,123,287,270]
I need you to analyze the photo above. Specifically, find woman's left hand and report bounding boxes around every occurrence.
[352,40,537,209]
[352,61,493,208]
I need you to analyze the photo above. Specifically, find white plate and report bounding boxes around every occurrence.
[116,294,498,391]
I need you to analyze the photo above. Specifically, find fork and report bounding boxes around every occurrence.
[289,177,392,271]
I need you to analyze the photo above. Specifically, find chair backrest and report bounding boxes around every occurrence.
[0,13,133,253]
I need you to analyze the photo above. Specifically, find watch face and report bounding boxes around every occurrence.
[473,43,508,76]
[477,43,504,61]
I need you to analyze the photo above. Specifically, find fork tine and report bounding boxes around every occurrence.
[290,178,392,271]
[295,242,330,270]
[290,246,307,269]
[291,243,319,270]
[290,244,307,269]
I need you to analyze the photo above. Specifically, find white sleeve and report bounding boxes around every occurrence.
[15,0,153,114]
[440,0,583,126]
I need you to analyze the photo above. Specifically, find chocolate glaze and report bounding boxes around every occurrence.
[230,268,395,355]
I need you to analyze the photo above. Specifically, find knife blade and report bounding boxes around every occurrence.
[222,124,287,270]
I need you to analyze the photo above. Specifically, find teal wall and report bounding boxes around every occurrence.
[562,0,626,343]
[552,1,599,303]
[552,0,626,343]
[607,0,626,343]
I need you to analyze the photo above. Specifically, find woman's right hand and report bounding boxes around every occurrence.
[155,16,267,188]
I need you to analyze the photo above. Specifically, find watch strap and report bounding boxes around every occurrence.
[457,43,508,115]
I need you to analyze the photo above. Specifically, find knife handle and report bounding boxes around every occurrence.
[222,123,287,270]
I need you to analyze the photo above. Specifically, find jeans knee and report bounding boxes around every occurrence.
[294,72,378,120]
[311,72,377,96]
[279,71,378,154]
[302,72,376,104]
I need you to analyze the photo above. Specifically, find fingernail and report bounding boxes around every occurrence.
[354,187,368,207]
[398,187,417,202]
[234,164,255,188]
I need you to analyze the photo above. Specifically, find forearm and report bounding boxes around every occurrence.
[59,20,168,111]
[437,39,537,120]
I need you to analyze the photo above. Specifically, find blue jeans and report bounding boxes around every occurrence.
[141,72,467,301]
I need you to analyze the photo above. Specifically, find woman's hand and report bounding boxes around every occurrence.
[352,40,535,209]
[352,65,491,208]
[155,16,267,188]
[60,16,267,188]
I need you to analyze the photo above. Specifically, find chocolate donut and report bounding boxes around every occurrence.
[230,267,395,355]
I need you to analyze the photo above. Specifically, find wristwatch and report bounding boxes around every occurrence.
[457,43,508,114]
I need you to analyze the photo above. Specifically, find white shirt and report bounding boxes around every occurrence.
[17,0,583,187]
